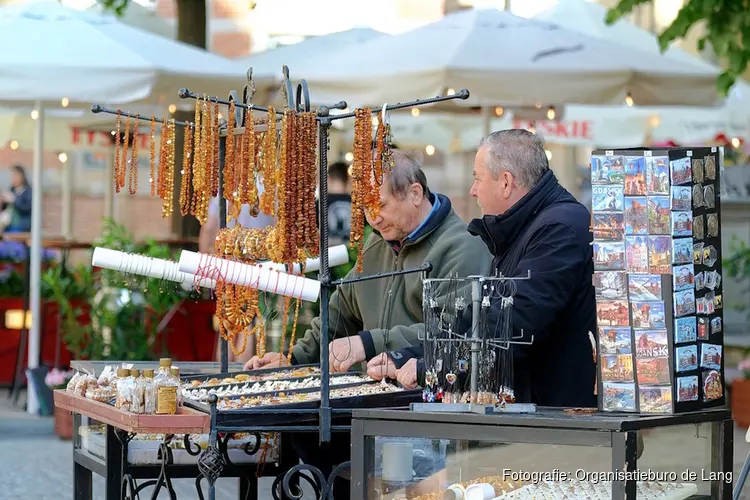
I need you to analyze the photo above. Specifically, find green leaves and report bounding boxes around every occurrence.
[97,0,131,16]
[609,0,750,97]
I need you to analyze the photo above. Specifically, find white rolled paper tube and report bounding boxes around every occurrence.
[464,483,495,500]
[92,247,216,289]
[178,250,321,303]
[381,442,414,482]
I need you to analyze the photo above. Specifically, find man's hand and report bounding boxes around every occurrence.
[366,353,396,380]
[396,358,418,389]
[329,336,366,373]
[243,352,290,371]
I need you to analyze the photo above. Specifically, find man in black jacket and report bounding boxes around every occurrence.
[373,129,596,407]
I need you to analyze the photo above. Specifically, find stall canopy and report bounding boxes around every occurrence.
[299,6,720,108]
[534,0,750,143]
[0,0,254,415]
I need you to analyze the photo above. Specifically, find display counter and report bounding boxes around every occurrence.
[349,407,733,500]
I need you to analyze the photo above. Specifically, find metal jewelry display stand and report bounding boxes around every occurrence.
[92,66,469,500]
[413,273,535,415]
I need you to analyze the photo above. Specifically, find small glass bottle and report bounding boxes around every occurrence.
[131,369,144,414]
[116,368,134,412]
[170,367,183,407]
[142,369,157,415]
[155,358,178,415]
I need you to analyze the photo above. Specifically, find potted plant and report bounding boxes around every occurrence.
[45,367,74,439]
[733,358,750,427]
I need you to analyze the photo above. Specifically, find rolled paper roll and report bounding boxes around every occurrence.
[92,247,216,289]
[178,250,321,303]
[464,483,495,500]
[443,484,466,500]
[381,442,414,482]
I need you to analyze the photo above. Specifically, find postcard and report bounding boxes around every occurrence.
[592,185,624,212]
[671,186,691,211]
[674,316,697,344]
[639,386,673,414]
[625,236,649,273]
[704,155,716,181]
[700,343,722,371]
[702,370,723,402]
[693,158,704,183]
[599,326,632,355]
[672,237,693,265]
[635,330,670,385]
[593,241,625,271]
[601,354,635,382]
[624,156,646,194]
[631,301,666,329]
[670,156,692,186]
[628,274,662,301]
[646,156,670,195]
[647,196,671,234]
[671,211,693,237]
[596,300,629,327]
[594,271,628,299]
[677,375,699,402]
[697,317,709,339]
[676,345,698,373]
[647,235,671,274]
[674,289,696,317]
[673,263,695,292]
[602,382,636,412]
[624,196,648,234]
[593,213,625,241]
[591,155,625,185]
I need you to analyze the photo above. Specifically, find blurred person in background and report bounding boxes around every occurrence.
[1,165,32,233]
[324,161,352,246]
[200,191,275,365]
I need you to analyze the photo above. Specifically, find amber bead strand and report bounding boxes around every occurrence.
[149,116,156,196]
[157,117,168,200]
[190,97,203,216]
[119,115,131,191]
[259,107,277,216]
[179,123,194,217]
[128,115,140,195]
[211,100,220,198]
[304,113,319,255]
[114,110,122,192]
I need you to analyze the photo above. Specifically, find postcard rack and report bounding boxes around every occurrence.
[590,147,725,415]
[91,66,469,500]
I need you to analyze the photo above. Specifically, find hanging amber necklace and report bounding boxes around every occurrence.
[179,123,194,216]
[128,115,140,195]
[118,115,131,192]
[149,116,156,196]
[259,107,277,216]
[114,110,122,193]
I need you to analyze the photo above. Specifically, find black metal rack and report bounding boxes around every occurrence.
[91,66,470,500]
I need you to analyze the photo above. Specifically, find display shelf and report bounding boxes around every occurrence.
[350,407,733,500]
[54,390,209,435]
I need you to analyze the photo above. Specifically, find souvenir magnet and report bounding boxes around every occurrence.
[630,301,666,329]
[671,186,691,211]
[596,300,630,327]
[697,317,709,339]
[703,245,717,267]
[623,156,645,194]
[693,158,704,183]
[672,237,692,265]
[593,213,625,240]
[445,372,457,385]
[602,382,636,412]
[704,184,715,209]
[700,343,722,370]
[625,236,649,273]
[638,386,673,414]
[693,214,705,240]
[714,294,723,310]
[672,264,695,292]
[647,235,671,273]
[592,185,624,212]
[592,155,625,185]
[674,316,697,343]
[593,241,626,271]
[674,289,696,317]
[671,211,693,237]
[692,184,704,208]
[705,292,716,314]
[676,375,699,402]
[707,213,719,238]
[675,345,698,372]
[710,316,723,334]
[624,196,648,234]
[702,370,723,402]
[670,157,692,186]
[646,156,670,195]
[647,196,671,234]
[594,271,628,299]
[704,155,717,181]
[693,243,704,265]
[628,274,662,301]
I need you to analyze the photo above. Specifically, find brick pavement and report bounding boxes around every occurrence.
[2,394,750,500]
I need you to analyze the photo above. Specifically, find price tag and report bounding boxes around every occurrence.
[605,150,614,156]
[712,147,717,152]
[644,150,652,157]
[687,150,693,157]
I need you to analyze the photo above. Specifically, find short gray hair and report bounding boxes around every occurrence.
[478,129,549,189]
[383,149,431,200]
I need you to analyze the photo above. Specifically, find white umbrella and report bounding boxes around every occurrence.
[298,6,719,109]
[0,0,251,414]
[85,0,175,40]
[534,0,750,143]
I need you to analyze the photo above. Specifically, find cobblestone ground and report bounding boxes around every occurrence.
[3,399,750,500]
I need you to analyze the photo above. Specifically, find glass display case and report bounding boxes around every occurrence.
[350,407,732,500]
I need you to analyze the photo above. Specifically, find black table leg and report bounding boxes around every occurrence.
[74,462,93,500]
[611,430,638,500]
[713,418,734,500]
[106,425,125,500]
[9,243,31,404]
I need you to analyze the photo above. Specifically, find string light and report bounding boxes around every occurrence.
[731,137,741,148]
[30,110,39,120]
[344,152,354,162]
[625,92,634,107]
[168,104,177,114]
[446,88,456,96]
[649,115,661,128]
[534,102,542,109]
[411,108,420,117]
[9,140,18,150]
[425,145,436,156]
[58,152,68,163]
[61,97,69,108]
[546,106,556,120]
[494,106,504,117]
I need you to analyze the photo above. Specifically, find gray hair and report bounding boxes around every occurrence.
[383,149,431,200]
[478,129,549,189]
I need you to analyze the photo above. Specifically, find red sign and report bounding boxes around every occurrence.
[513,120,593,141]
[70,126,151,148]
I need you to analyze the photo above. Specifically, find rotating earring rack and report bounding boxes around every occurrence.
[91,66,470,500]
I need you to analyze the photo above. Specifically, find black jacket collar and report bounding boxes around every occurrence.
[467,170,566,256]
